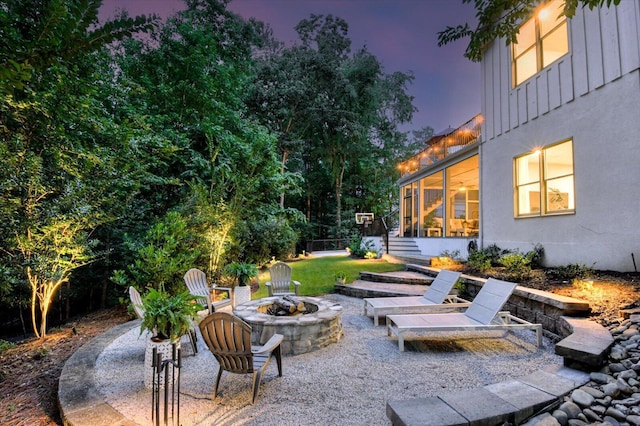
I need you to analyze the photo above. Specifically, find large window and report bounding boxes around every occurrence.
[515,140,574,217]
[400,155,479,238]
[446,156,479,236]
[419,172,444,237]
[402,182,418,237]
[513,0,568,86]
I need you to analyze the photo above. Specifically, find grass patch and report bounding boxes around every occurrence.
[254,256,405,298]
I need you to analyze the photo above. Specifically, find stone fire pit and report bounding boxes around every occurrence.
[233,296,343,355]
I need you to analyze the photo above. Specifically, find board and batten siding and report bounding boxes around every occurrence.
[482,1,640,140]
[478,1,640,272]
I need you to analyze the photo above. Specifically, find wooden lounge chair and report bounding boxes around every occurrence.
[199,312,283,404]
[363,269,470,325]
[386,278,542,351]
[129,286,198,354]
[265,261,300,297]
[183,268,232,314]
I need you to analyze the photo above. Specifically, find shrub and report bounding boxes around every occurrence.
[348,234,375,258]
[528,243,545,268]
[440,249,461,261]
[0,339,15,354]
[235,217,298,266]
[498,252,532,281]
[545,263,595,281]
[364,251,378,259]
[111,211,199,295]
[484,244,508,265]
[467,250,492,273]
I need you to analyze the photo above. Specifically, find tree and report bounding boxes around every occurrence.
[0,1,156,338]
[301,17,415,239]
[248,44,308,208]
[249,15,416,243]
[17,219,98,338]
[0,0,155,93]
[437,0,621,62]
[112,0,297,273]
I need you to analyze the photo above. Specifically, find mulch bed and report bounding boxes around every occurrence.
[0,307,130,426]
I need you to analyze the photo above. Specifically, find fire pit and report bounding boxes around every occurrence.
[233,296,343,355]
[258,295,318,316]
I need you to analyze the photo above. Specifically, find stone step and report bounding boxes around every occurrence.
[334,280,428,299]
[387,365,590,426]
[359,271,433,285]
[555,317,614,370]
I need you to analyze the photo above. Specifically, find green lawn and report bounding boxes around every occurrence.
[253,255,405,298]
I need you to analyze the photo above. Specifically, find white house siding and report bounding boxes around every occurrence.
[480,2,640,272]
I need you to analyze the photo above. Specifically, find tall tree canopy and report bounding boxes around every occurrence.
[438,0,622,62]
[110,0,296,282]
[0,0,423,339]
[248,14,417,242]
[0,0,156,337]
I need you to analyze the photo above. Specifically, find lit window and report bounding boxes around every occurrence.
[513,0,568,86]
[514,140,574,217]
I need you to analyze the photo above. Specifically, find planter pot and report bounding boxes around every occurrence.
[234,285,251,307]
[335,278,346,285]
[144,338,180,389]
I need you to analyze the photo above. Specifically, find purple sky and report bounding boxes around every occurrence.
[99,0,480,134]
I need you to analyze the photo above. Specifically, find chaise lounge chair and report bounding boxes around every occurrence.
[386,278,542,351]
[363,269,470,326]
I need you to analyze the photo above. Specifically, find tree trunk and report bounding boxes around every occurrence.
[279,150,288,208]
[101,279,108,309]
[28,268,40,339]
[65,281,71,321]
[19,306,27,338]
[334,155,346,242]
[101,236,111,309]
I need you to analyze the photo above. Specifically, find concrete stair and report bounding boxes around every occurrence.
[382,236,433,266]
[383,236,422,257]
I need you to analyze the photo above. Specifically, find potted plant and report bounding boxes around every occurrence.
[140,288,201,342]
[334,271,347,285]
[223,262,258,305]
[452,278,466,296]
[139,288,201,388]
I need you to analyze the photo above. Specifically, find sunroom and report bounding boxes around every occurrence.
[397,115,482,240]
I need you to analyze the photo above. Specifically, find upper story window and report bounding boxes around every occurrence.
[514,139,574,217]
[512,0,569,86]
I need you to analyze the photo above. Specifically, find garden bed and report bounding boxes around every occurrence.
[453,264,640,326]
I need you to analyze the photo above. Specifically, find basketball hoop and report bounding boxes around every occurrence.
[355,213,374,225]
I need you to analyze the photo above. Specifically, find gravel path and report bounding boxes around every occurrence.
[96,294,561,426]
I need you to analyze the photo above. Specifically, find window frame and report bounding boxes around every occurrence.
[512,0,569,87]
[513,139,575,218]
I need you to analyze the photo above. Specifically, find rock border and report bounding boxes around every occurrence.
[58,320,140,426]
